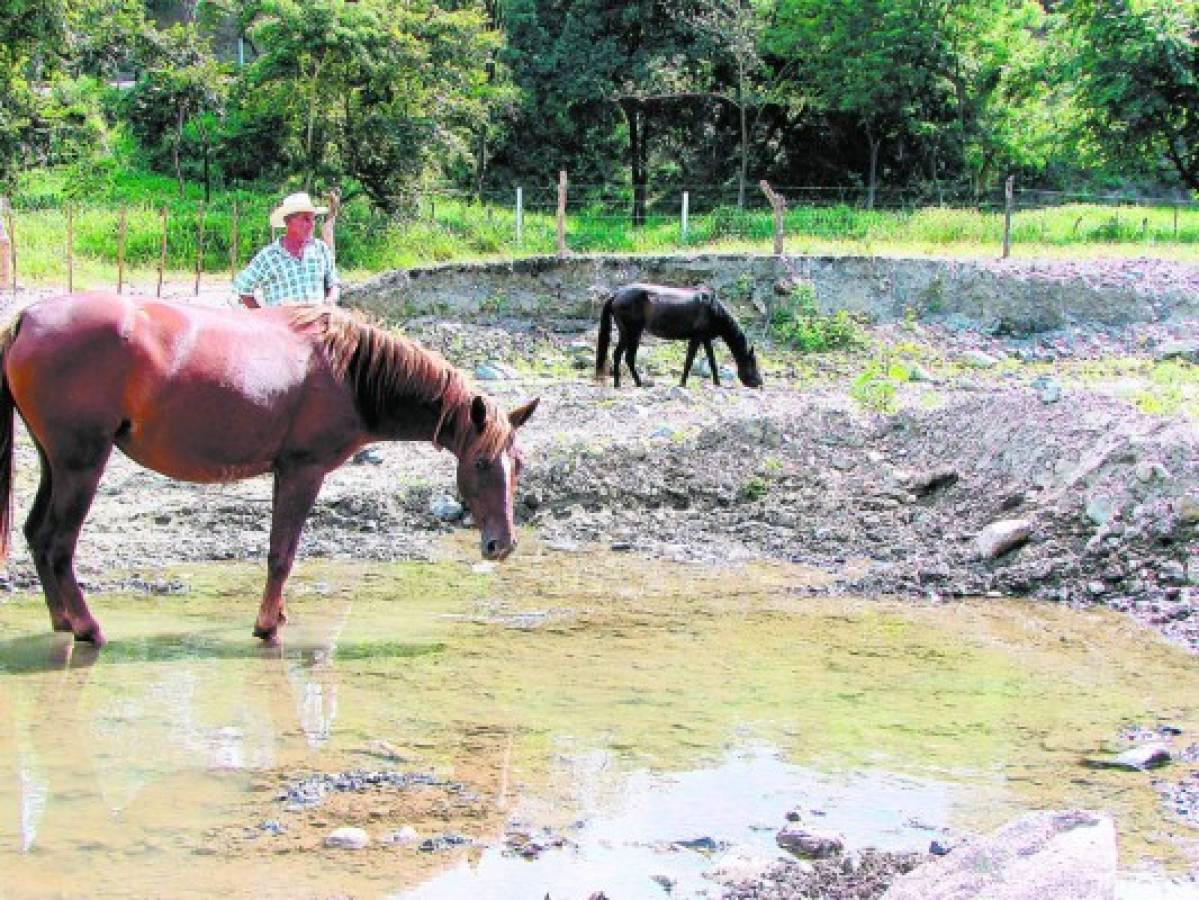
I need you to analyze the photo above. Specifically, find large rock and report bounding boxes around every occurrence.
[882,810,1116,900]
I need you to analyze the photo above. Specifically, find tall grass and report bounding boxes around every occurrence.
[5,167,1199,290]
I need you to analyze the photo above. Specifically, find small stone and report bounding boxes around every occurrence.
[325,827,370,850]
[1155,340,1199,363]
[474,362,507,381]
[961,349,999,368]
[1085,743,1172,771]
[1178,495,1199,525]
[776,826,844,859]
[975,519,1032,559]
[429,495,464,522]
[1085,494,1118,526]
[386,826,419,845]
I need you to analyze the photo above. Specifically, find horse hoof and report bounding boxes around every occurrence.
[74,627,106,648]
[253,624,278,643]
[51,619,73,633]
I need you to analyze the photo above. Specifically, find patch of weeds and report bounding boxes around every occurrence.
[724,273,756,304]
[850,355,911,414]
[741,475,768,501]
[918,389,946,410]
[1134,360,1198,417]
[762,456,784,477]
[770,282,862,352]
[478,293,511,316]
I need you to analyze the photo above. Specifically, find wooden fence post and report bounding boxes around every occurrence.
[0,197,9,293]
[1002,175,1014,259]
[556,170,568,258]
[194,201,206,296]
[157,206,168,298]
[117,207,127,294]
[230,202,239,282]
[681,191,690,242]
[759,180,786,256]
[5,201,15,294]
[513,186,522,246]
[66,205,75,294]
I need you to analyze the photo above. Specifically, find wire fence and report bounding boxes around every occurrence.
[1,179,1197,296]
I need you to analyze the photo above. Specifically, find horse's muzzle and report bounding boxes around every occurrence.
[482,536,516,561]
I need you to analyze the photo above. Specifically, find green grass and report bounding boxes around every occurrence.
[5,166,1199,289]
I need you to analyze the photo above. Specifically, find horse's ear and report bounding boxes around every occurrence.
[508,397,539,430]
[470,395,489,433]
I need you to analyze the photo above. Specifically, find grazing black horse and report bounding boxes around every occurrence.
[595,283,763,388]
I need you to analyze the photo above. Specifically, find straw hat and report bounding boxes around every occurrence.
[269,191,328,228]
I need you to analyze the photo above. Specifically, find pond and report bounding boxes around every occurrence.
[0,542,1196,898]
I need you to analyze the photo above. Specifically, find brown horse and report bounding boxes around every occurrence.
[0,293,539,647]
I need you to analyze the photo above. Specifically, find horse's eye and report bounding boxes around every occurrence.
[475,458,491,472]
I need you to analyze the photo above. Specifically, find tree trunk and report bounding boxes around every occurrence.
[174,107,185,197]
[475,129,488,203]
[866,125,881,210]
[737,60,748,209]
[620,98,648,228]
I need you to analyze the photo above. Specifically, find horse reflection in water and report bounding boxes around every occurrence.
[595,283,763,389]
[0,294,539,646]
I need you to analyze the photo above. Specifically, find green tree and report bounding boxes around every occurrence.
[0,0,149,184]
[239,0,500,211]
[500,0,717,225]
[122,23,230,197]
[1060,0,1199,191]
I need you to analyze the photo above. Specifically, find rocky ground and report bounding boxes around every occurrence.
[1,267,1196,897]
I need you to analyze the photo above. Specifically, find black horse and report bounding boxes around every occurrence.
[595,283,763,388]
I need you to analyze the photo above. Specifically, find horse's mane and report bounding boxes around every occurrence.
[287,308,511,456]
[707,294,752,359]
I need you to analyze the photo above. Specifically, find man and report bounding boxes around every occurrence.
[234,191,340,307]
[234,189,383,464]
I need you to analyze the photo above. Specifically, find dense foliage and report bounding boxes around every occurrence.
[0,0,1195,211]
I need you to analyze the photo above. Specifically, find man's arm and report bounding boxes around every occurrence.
[321,188,340,257]
[240,294,261,308]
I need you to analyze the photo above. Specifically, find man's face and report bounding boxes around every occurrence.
[284,211,316,241]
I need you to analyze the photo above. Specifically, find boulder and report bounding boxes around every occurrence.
[882,810,1116,900]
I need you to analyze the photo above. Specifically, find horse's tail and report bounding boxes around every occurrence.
[595,294,615,380]
[0,315,20,560]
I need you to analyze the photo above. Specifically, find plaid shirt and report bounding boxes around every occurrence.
[233,238,339,305]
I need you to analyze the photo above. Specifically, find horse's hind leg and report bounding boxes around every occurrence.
[625,331,644,387]
[703,340,720,385]
[39,441,113,645]
[254,466,325,644]
[681,339,700,386]
[23,443,70,632]
[612,337,625,388]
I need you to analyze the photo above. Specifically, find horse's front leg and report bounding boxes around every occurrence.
[681,339,701,386]
[703,340,721,386]
[254,465,326,644]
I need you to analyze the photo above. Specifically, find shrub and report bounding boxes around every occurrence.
[770,282,861,352]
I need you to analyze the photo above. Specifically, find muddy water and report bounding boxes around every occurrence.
[0,544,1196,898]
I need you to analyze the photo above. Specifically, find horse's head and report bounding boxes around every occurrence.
[457,395,539,560]
[738,345,764,388]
